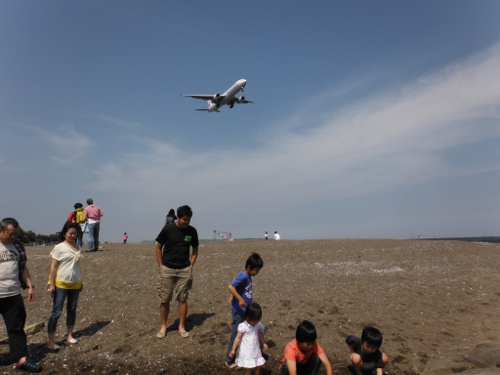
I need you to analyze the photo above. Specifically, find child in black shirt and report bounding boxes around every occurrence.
[346,326,388,375]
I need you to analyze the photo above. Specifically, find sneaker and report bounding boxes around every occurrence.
[16,360,42,373]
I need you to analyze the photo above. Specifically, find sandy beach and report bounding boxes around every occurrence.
[1,239,499,374]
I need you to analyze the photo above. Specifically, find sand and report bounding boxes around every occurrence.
[1,239,499,374]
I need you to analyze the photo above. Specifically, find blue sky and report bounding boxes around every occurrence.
[1,1,500,241]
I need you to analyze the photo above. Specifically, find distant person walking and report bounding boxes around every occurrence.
[165,208,176,226]
[273,231,281,240]
[155,205,199,339]
[264,231,268,240]
[84,198,103,252]
[123,232,128,244]
[0,218,43,373]
[67,202,86,247]
[47,222,83,351]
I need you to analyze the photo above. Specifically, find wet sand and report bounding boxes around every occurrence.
[1,239,499,374]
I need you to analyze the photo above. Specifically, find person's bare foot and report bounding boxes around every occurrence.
[47,343,60,351]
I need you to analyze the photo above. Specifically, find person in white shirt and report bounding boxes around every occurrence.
[273,231,281,240]
[47,222,83,351]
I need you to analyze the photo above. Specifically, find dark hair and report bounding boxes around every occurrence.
[244,302,262,322]
[0,218,19,231]
[74,202,83,209]
[59,222,80,242]
[167,209,175,217]
[245,253,264,270]
[177,205,193,218]
[296,320,317,343]
[361,326,383,349]
[86,198,93,205]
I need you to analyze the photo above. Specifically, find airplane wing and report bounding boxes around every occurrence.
[237,99,254,104]
[228,97,254,108]
[195,108,220,112]
[182,94,226,102]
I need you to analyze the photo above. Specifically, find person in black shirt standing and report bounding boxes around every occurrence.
[155,205,199,339]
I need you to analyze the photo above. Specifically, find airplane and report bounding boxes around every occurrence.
[182,79,254,112]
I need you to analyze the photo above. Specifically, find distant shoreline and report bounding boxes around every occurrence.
[419,236,500,243]
[26,236,499,246]
[112,236,500,244]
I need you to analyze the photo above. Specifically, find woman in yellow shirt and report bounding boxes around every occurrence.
[47,222,83,350]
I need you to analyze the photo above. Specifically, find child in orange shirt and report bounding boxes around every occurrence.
[278,320,333,375]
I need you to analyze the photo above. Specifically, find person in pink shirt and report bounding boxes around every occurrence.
[84,198,103,252]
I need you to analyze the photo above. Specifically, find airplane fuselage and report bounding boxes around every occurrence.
[207,79,247,112]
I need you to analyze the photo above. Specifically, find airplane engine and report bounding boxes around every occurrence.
[213,93,220,102]
[237,96,245,103]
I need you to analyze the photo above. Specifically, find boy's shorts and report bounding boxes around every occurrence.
[157,265,193,303]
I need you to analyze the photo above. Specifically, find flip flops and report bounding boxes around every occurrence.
[156,330,189,338]
[156,331,167,339]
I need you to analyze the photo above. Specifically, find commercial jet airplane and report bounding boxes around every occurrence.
[182,79,254,112]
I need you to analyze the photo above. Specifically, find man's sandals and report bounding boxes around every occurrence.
[179,330,190,338]
[156,330,190,339]
[156,331,167,339]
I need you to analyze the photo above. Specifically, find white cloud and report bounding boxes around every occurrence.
[44,126,94,163]
[11,122,94,165]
